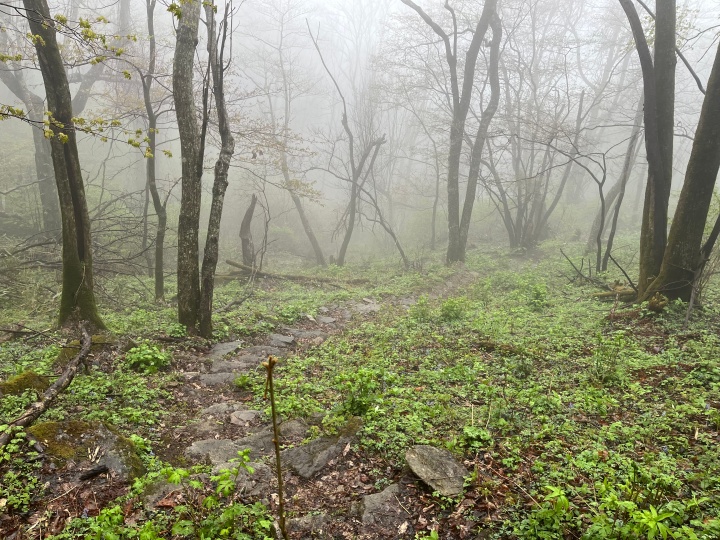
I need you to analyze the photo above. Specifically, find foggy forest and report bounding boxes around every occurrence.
[1,0,720,537]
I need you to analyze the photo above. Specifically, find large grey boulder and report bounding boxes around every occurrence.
[405,445,467,497]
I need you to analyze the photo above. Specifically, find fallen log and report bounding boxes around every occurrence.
[0,325,92,449]
[225,260,371,285]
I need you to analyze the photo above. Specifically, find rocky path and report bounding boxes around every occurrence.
[152,270,480,538]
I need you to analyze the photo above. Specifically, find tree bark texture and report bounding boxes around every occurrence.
[618,0,670,295]
[199,2,236,338]
[173,0,202,332]
[23,0,104,330]
[644,43,720,300]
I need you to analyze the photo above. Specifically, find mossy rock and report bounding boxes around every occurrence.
[54,334,118,368]
[28,420,145,480]
[0,370,50,397]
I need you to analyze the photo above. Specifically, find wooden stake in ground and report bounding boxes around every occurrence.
[0,325,91,449]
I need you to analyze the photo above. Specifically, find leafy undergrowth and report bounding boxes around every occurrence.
[1,245,720,538]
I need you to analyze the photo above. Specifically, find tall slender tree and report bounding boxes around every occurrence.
[172,0,203,332]
[400,0,498,263]
[22,0,104,329]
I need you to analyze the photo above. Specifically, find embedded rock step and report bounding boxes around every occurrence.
[281,436,351,479]
[230,410,262,425]
[234,419,309,460]
[269,333,295,347]
[185,439,241,465]
[208,341,244,360]
[405,445,467,497]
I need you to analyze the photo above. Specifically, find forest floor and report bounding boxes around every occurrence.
[1,242,720,539]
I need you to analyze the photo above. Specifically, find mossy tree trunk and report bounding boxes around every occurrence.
[23,0,104,330]
[173,0,203,332]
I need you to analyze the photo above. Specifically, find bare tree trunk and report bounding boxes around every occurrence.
[173,0,203,332]
[601,100,644,271]
[400,0,497,264]
[140,0,166,300]
[644,43,720,300]
[619,0,673,295]
[337,138,385,266]
[289,191,326,266]
[459,13,501,251]
[241,195,258,268]
[199,2,235,338]
[23,0,104,330]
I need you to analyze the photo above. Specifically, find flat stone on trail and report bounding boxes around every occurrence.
[235,419,309,459]
[350,301,380,314]
[317,316,336,324]
[209,357,257,374]
[199,402,246,416]
[281,436,350,479]
[230,410,261,425]
[237,345,284,359]
[269,333,295,347]
[185,439,241,465]
[208,341,244,360]
[405,445,467,497]
[199,372,238,386]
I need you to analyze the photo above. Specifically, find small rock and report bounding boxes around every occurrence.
[209,358,257,374]
[318,307,329,313]
[269,334,295,347]
[199,402,245,416]
[281,436,350,479]
[230,410,261,425]
[317,316,336,325]
[238,345,285,359]
[208,341,244,360]
[185,439,241,465]
[289,513,331,538]
[405,445,467,497]
[361,483,403,527]
[235,419,309,459]
[199,372,238,386]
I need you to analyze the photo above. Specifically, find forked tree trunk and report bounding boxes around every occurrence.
[400,0,497,264]
[459,13,501,251]
[601,100,644,271]
[23,0,104,330]
[619,0,674,295]
[644,43,720,301]
[199,1,236,338]
[173,0,203,332]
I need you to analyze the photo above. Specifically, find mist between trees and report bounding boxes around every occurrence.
[1,0,720,335]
